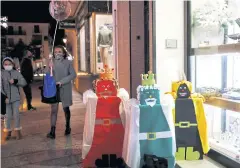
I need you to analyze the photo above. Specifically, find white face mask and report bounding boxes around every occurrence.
[4,65,13,71]
[55,53,64,60]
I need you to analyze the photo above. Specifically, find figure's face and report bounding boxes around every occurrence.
[96,80,117,97]
[140,89,160,106]
[177,83,190,98]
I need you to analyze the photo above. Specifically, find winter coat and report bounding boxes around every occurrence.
[46,58,77,108]
[1,69,27,103]
[20,57,33,84]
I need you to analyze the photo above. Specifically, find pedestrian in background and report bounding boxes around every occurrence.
[21,47,36,111]
[1,57,27,140]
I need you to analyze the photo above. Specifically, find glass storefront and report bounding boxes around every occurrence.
[189,0,240,162]
[89,13,114,74]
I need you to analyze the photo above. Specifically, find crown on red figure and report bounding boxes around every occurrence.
[99,65,115,80]
[93,65,118,97]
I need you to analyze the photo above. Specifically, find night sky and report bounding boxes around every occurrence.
[1,1,64,45]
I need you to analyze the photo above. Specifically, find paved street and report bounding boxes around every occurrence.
[1,82,86,168]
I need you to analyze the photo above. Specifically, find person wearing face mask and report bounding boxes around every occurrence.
[20,47,37,111]
[46,45,77,139]
[1,57,27,140]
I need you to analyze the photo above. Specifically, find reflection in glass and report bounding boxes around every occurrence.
[206,105,240,162]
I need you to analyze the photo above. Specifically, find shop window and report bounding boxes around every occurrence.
[189,0,240,162]
[94,14,113,73]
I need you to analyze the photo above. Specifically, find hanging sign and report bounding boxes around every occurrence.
[59,20,76,29]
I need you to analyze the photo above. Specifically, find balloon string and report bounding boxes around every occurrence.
[107,0,109,14]
[51,21,58,55]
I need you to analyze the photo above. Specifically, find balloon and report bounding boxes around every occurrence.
[49,0,71,21]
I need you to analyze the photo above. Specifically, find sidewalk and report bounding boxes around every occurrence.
[1,82,86,168]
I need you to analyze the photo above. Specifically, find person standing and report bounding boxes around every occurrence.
[46,45,76,139]
[20,47,36,111]
[1,57,27,140]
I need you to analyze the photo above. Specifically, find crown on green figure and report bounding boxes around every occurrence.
[141,71,155,86]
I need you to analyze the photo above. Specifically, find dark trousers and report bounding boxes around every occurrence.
[23,84,32,109]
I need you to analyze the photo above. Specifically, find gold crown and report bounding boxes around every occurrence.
[99,65,114,80]
[141,71,155,86]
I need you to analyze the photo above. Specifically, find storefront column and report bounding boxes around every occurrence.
[113,1,131,94]
[113,1,147,97]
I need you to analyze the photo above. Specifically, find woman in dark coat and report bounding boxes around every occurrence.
[46,45,76,139]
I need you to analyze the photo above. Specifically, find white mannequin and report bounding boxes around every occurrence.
[97,24,112,68]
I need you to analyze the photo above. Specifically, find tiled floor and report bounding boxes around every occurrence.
[1,82,86,168]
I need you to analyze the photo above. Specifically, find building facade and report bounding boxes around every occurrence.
[5,22,50,60]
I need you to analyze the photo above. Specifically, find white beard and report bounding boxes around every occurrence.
[145,98,157,107]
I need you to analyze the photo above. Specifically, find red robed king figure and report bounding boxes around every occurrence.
[83,65,125,168]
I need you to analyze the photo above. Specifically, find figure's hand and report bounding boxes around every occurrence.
[9,79,14,84]
[56,82,62,87]
[5,98,9,104]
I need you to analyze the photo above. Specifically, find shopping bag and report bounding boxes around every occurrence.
[39,85,61,104]
[43,72,56,98]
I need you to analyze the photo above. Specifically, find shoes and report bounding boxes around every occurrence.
[28,106,37,111]
[47,126,56,139]
[65,126,71,135]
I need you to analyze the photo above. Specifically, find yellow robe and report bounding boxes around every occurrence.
[165,81,210,154]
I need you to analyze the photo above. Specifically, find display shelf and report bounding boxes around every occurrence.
[209,139,240,164]
[191,43,240,56]
[205,97,240,112]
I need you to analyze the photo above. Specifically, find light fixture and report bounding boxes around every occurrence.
[1,22,8,28]
[1,16,8,28]
[63,35,67,43]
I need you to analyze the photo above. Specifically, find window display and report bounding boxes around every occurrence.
[95,14,113,73]
[189,0,240,162]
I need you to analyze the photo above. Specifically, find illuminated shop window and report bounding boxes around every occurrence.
[189,0,240,162]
